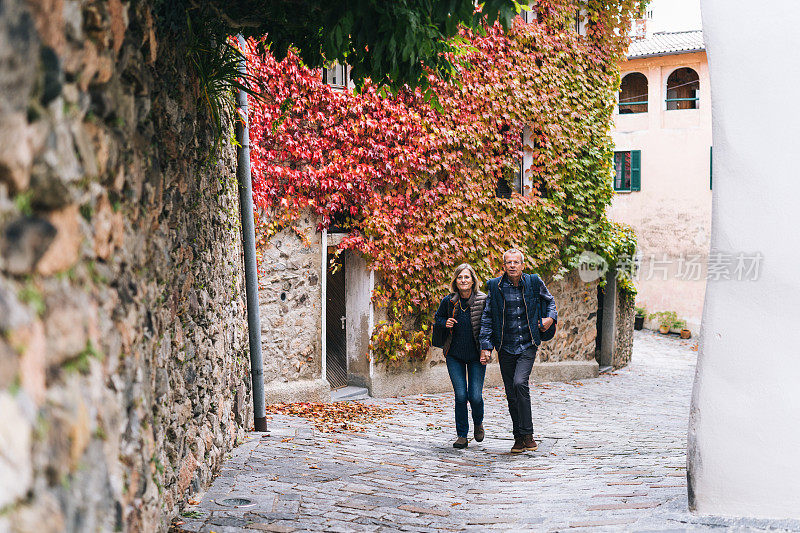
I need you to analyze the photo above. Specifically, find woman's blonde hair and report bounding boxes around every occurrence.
[451,263,479,295]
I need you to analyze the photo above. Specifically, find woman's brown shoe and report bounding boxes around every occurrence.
[453,437,468,449]
[522,435,538,451]
[510,436,525,453]
[474,424,485,442]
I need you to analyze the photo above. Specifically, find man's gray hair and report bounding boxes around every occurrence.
[503,248,525,263]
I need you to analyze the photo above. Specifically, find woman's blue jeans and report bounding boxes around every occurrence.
[445,357,486,438]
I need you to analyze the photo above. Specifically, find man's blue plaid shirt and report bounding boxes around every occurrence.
[499,276,535,355]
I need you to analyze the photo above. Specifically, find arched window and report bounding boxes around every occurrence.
[618,72,648,114]
[666,67,699,110]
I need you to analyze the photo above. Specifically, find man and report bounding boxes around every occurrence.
[479,248,557,453]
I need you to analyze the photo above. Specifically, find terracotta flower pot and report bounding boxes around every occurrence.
[680,329,692,339]
[659,325,670,334]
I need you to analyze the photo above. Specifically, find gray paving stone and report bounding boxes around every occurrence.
[182,331,800,533]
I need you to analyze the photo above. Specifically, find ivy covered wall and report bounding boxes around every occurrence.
[248,0,641,366]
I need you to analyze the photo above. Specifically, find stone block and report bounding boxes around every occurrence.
[1,217,57,274]
[263,378,330,405]
[43,287,90,366]
[0,279,33,333]
[531,360,599,383]
[0,113,34,192]
[178,453,199,496]
[36,205,83,275]
[5,492,65,533]
[13,320,46,405]
[0,342,20,390]
[0,392,33,508]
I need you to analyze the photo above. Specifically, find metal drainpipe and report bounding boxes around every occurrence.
[235,34,267,432]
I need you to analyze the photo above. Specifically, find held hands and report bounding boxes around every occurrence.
[445,317,457,328]
[539,317,554,332]
[480,350,491,365]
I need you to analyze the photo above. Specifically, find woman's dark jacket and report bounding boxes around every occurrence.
[433,290,487,360]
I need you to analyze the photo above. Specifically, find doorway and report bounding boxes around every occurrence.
[326,250,347,389]
[595,284,604,365]
[595,270,616,372]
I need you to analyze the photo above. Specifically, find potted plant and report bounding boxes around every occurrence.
[679,323,692,339]
[634,306,647,330]
[671,319,686,335]
[649,311,677,335]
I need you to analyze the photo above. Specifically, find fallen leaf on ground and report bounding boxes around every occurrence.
[264,401,394,433]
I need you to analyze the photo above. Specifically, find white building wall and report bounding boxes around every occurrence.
[688,0,800,519]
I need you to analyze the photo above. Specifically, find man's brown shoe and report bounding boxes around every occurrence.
[474,424,485,442]
[511,436,525,453]
[453,437,468,449]
[522,435,538,451]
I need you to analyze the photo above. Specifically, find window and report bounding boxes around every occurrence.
[666,67,699,110]
[613,150,641,192]
[323,63,348,90]
[618,73,648,114]
[571,5,587,35]
[519,2,537,23]
[496,161,523,198]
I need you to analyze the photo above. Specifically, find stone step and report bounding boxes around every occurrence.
[331,385,370,402]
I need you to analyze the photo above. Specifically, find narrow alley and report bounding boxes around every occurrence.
[176,332,795,532]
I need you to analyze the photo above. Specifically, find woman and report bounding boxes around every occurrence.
[434,263,488,449]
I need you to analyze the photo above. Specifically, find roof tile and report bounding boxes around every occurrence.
[627,30,704,59]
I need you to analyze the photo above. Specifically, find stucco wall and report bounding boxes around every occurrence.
[0,2,252,531]
[609,51,712,332]
[688,0,800,519]
[345,250,372,389]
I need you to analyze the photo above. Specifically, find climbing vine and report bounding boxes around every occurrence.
[247,0,644,367]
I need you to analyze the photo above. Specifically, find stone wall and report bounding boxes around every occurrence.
[257,212,328,402]
[419,271,599,366]
[613,290,635,369]
[256,224,630,398]
[0,2,251,531]
[369,270,603,397]
[537,271,600,363]
[255,232,610,397]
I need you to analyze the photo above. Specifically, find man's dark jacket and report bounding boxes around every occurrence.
[479,273,557,351]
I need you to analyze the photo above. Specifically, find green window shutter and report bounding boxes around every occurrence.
[630,150,641,191]
[710,146,713,189]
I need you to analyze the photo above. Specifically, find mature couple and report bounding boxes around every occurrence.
[433,249,557,453]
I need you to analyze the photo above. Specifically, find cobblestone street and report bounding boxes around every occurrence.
[177,332,798,532]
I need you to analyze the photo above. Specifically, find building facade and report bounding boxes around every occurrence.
[609,31,712,333]
[258,212,635,400]
[254,8,639,401]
